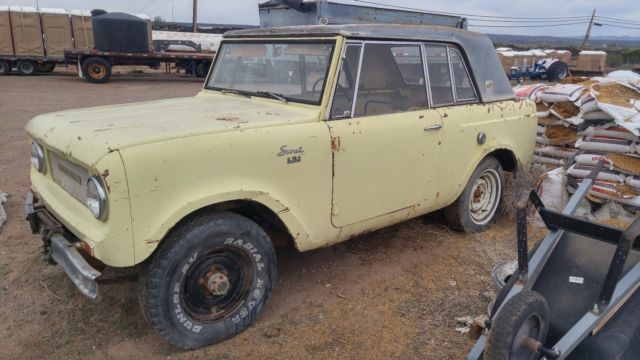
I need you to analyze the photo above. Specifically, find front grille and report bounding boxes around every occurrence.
[49,151,90,202]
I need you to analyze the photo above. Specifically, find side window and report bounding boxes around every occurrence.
[424,44,454,106]
[449,47,478,102]
[391,46,425,85]
[354,43,427,117]
[330,44,362,119]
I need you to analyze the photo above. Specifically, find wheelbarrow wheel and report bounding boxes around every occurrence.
[485,290,550,360]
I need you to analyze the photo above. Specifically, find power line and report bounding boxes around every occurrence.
[146,0,173,16]
[138,0,157,13]
[595,17,640,25]
[467,18,592,23]
[352,0,593,20]
[597,22,640,30]
[469,21,591,28]
[596,15,640,24]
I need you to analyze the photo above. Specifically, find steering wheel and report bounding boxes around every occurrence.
[312,77,325,92]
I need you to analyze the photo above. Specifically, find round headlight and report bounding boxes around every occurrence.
[30,142,46,173]
[86,176,108,221]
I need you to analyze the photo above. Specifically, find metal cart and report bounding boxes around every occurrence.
[468,161,640,360]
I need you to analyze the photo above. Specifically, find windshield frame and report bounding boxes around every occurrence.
[204,38,337,106]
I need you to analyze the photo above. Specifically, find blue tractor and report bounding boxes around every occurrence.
[509,58,570,83]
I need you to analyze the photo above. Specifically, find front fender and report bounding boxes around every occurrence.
[132,189,309,264]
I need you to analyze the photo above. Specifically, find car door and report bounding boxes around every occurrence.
[328,41,443,228]
[422,44,499,206]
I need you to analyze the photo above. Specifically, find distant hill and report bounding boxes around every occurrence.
[488,34,640,49]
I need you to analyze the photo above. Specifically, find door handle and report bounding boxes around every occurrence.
[424,124,442,131]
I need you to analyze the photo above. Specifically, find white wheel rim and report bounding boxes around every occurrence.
[469,168,501,225]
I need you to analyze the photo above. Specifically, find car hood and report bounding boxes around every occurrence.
[25,92,320,167]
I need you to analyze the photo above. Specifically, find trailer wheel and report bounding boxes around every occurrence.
[16,60,37,76]
[485,290,550,360]
[82,57,112,84]
[0,60,9,75]
[37,63,56,73]
[546,61,569,82]
[196,62,209,78]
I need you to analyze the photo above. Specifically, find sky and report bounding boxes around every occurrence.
[2,0,640,37]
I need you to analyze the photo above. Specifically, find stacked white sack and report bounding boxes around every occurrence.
[514,83,580,168]
[515,73,640,212]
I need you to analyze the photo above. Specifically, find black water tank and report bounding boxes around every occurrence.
[92,12,150,53]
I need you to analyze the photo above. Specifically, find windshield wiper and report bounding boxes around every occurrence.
[256,91,289,103]
[220,89,251,98]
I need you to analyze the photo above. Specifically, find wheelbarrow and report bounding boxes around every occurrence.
[468,161,640,360]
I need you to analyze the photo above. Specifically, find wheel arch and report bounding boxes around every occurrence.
[488,148,517,173]
[441,146,518,209]
[135,193,304,265]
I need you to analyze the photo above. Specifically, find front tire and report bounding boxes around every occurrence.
[138,212,277,349]
[444,156,504,233]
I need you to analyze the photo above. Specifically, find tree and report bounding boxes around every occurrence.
[153,16,166,27]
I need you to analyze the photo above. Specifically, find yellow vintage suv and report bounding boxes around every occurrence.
[25,24,536,348]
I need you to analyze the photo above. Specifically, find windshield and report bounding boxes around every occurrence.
[206,41,335,104]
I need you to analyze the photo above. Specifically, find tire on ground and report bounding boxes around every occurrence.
[546,61,569,82]
[0,60,9,75]
[16,60,37,75]
[444,156,505,233]
[138,211,277,349]
[196,62,209,78]
[484,290,550,360]
[37,62,56,73]
[81,57,112,84]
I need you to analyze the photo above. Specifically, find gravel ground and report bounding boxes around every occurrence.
[0,71,544,360]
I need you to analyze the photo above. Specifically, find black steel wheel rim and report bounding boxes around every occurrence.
[509,314,542,360]
[19,62,33,73]
[180,246,255,322]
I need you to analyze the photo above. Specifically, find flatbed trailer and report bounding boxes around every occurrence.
[63,48,216,83]
[0,55,64,75]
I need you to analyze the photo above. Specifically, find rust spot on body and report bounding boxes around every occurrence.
[101,169,111,193]
[331,136,341,152]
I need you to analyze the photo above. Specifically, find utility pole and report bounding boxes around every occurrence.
[192,0,198,33]
[581,9,596,51]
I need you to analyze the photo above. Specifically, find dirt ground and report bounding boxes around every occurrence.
[0,70,544,360]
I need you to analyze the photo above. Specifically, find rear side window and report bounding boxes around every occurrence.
[424,45,454,106]
[353,43,428,117]
[449,48,478,102]
[330,44,362,119]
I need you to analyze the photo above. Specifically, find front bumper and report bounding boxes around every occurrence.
[25,191,101,299]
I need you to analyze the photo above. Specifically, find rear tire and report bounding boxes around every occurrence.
[82,57,112,84]
[444,156,504,233]
[485,290,550,360]
[16,60,36,75]
[37,62,56,73]
[196,62,209,78]
[138,211,277,349]
[0,60,9,75]
[546,61,569,82]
